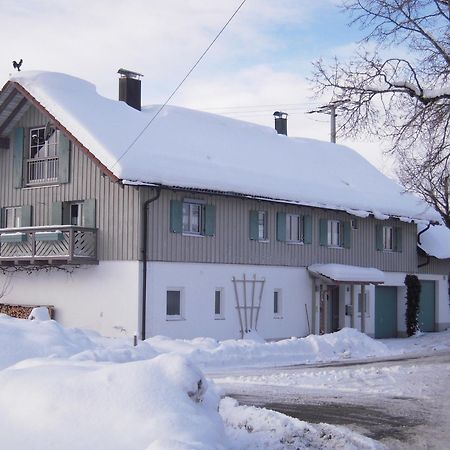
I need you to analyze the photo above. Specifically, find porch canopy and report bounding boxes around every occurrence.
[308,263,385,285]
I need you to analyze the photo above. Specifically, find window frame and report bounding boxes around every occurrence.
[273,289,282,318]
[3,207,22,228]
[166,289,183,320]
[357,292,370,317]
[328,219,342,247]
[214,288,224,319]
[69,202,84,226]
[286,213,303,243]
[257,210,268,241]
[182,199,205,236]
[383,226,394,251]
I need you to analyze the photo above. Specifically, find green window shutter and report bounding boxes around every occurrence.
[342,221,351,249]
[58,132,70,184]
[204,205,216,237]
[375,225,383,251]
[249,210,259,240]
[13,127,25,189]
[303,215,312,244]
[319,219,328,246]
[170,200,183,233]
[276,212,286,241]
[0,208,4,228]
[51,202,63,225]
[21,205,32,227]
[83,199,96,228]
[394,227,402,252]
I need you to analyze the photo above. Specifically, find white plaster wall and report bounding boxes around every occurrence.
[0,261,141,338]
[146,262,312,340]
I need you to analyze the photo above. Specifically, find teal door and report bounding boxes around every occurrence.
[375,286,398,338]
[419,281,435,332]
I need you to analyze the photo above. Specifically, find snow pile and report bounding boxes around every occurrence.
[220,398,385,450]
[0,355,226,450]
[418,223,450,259]
[8,71,439,222]
[147,328,391,369]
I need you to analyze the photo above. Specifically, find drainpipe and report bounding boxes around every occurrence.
[141,187,161,341]
[417,222,431,269]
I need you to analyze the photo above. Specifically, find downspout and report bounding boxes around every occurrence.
[417,222,431,269]
[141,187,161,341]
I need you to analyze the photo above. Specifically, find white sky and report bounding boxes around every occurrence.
[0,0,395,175]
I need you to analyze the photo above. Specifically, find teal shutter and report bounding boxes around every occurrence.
[13,127,25,188]
[51,202,63,225]
[375,225,383,251]
[303,215,312,244]
[319,219,328,246]
[394,227,402,252]
[204,205,216,237]
[342,221,351,248]
[0,208,4,228]
[170,200,183,233]
[276,212,286,241]
[83,199,96,228]
[58,132,70,184]
[21,205,32,227]
[249,210,259,240]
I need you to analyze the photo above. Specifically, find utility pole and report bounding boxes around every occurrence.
[307,100,347,143]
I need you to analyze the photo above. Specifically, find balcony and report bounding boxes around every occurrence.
[26,157,59,185]
[0,225,98,266]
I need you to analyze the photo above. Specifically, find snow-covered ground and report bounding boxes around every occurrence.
[1,312,449,449]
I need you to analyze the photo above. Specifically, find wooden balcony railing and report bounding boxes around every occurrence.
[0,225,98,266]
[26,157,59,185]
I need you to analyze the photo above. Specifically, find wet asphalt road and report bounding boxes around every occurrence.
[215,351,450,449]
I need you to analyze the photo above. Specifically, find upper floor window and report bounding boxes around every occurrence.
[170,199,216,237]
[376,224,402,252]
[319,219,351,248]
[3,207,22,228]
[249,210,268,241]
[27,126,60,185]
[276,212,312,244]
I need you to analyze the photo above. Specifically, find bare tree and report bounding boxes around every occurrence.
[312,0,450,222]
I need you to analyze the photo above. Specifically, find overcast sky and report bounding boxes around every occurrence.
[0,0,395,174]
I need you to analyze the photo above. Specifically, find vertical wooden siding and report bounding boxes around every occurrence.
[0,105,141,260]
[145,189,419,273]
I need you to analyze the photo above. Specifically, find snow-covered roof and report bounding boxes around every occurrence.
[308,264,385,284]
[4,71,440,222]
[418,224,450,259]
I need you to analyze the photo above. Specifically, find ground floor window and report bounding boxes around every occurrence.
[166,290,182,319]
[358,292,370,317]
[214,289,224,319]
[273,290,282,318]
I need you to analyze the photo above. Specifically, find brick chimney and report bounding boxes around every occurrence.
[118,68,143,111]
[273,111,288,136]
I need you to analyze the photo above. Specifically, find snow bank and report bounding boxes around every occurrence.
[418,223,450,259]
[8,71,439,222]
[0,355,226,450]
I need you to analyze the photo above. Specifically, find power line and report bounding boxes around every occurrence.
[112,0,249,169]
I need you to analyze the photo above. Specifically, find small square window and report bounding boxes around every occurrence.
[166,290,182,318]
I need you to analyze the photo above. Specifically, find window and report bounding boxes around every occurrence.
[286,214,303,242]
[358,292,370,317]
[27,126,60,184]
[383,226,393,251]
[215,289,224,318]
[3,207,22,228]
[166,290,182,319]
[376,225,402,252]
[249,210,268,241]
[319,219,351,248]
[273,290,282,318]
[69,203,83,226]
[183,201,204,235]
[328,220,341,247]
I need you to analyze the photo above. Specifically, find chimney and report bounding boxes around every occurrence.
[118,68,143,111]
[273,111,288,136]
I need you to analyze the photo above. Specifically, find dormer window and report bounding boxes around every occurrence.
[27,126,59,184]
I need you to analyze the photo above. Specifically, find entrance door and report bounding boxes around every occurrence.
[419,281,435,332]
[375,286,398,338]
